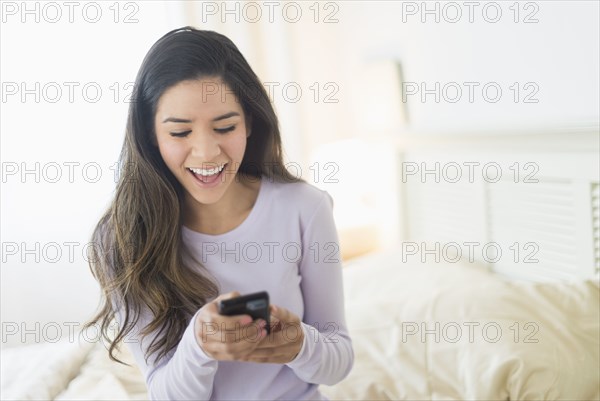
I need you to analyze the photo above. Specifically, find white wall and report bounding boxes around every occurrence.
[283,1,599,251]
[286,1,599,144]
[1,1,180,347]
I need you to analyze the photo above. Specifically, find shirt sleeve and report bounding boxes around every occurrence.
[116,307,218,400]
[285,191,355,385]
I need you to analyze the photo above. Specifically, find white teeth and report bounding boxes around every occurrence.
[188,164,225,176]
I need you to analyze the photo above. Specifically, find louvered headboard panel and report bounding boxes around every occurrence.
[404,153,489,265]
[401,129,599,282]
[488,177,580,279]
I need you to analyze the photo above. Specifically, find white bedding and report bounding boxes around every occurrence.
[1,337,147,400]
[2,249,598,400]
[321,249,600,400]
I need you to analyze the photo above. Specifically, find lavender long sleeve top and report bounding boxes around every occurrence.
[121,176,354,400]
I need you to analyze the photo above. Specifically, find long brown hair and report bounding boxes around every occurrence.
[86,27,300,365]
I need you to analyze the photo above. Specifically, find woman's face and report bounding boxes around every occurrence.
[154,77,249,206]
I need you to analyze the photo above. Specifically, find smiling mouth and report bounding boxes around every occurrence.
[187,163,227,184]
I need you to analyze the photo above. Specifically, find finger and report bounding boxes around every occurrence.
[202,317,265,343]
[202,291,243,316]
[268,321,302,340]
[198,307,253,332]
[254,327,293,349]
[201,322,267,355]
[220,319,269,345]
[250,333,298,354]
[211,313,254,330]
[270,304,294,322]
[213,290,241,303]
[268,315,282,333]
[233,320,268,343]
[267,305,288,332]
[214,326,267,352]
[270,305,302,328]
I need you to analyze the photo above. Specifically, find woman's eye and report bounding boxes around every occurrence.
[170,130,191,137]
[214,126,236,134]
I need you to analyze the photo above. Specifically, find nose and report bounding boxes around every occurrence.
[190,131,221,162]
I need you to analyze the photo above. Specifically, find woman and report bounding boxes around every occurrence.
[86,26,353,400]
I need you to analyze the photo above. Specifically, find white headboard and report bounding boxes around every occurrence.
[397,124,599,282]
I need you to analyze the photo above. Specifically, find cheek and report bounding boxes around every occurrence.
[228,132,248,160]
[158,140,187,170]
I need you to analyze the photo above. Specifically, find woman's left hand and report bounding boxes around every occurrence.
[241,304,304,364]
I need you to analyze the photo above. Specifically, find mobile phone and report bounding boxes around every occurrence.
[218,291,271,334]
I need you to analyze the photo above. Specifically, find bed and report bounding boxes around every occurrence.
[2,250,599,400]
[2,126,599,400]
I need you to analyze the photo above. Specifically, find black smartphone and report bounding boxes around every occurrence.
[218,291,271,334]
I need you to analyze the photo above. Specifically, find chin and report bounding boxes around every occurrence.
[187,189,226,205]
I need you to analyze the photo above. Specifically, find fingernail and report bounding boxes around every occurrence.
[241,317,252,325]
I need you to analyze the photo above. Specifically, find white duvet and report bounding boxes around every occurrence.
[320,249,600,400]
[1,337,147,400]
[2,250,599,400]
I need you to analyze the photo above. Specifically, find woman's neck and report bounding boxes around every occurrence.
[183,174,261,235]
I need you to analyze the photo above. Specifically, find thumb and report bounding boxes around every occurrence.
[214,290,241,303]
[270,304,294,322]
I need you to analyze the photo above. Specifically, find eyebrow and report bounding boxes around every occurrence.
[162,112,240,124]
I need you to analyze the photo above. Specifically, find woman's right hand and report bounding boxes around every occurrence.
[194,291,268,360]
